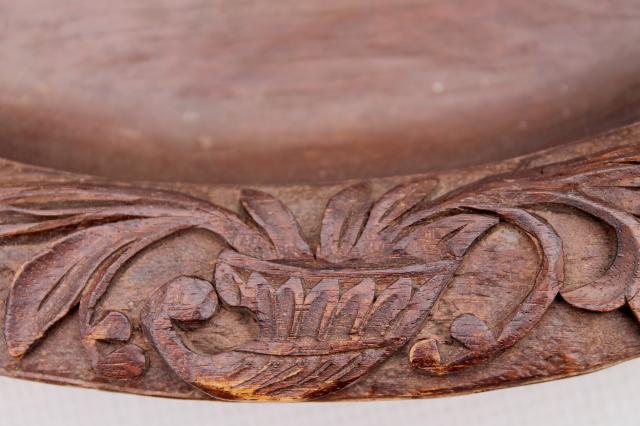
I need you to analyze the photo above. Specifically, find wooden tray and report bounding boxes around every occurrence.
[1,0,640,402]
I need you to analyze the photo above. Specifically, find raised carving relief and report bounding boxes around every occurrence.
[3,145,640,400]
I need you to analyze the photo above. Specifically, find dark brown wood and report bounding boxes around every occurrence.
[2,123,640,400]
[2,0,640,183]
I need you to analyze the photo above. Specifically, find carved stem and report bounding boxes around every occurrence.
[411,207,563,374]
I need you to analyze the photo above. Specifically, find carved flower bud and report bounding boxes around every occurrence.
[93,344,147,379]
[85,311,147,380]
[163,276,218,322]
[409,338,443,373]
[86,311,131,342]
[450,313,496,352]
[214,262,242,306]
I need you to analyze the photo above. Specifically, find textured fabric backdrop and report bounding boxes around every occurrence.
[1,358,637,425]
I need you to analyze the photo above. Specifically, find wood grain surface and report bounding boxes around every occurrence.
[1,0,640,183]
[2,123,640,400]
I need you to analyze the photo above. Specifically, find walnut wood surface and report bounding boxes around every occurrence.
[1,123,640,400]
[1,1,640,183]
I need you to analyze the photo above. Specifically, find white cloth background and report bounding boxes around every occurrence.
[1,358,637,426]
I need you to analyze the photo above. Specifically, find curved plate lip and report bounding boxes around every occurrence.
[2,1,640,184]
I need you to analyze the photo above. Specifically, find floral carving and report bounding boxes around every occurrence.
[141,180,487,400]
[2,145,640,400]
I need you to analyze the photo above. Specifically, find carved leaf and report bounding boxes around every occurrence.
[557,163,640,312]
[250,272,277,339]
[4,218,188,357]
[535,191,637,313]
[0,184,276,258]
[399,150,640,374]
[362,277,412,338]
[402,213,499,262]
[325,279,375,338]
[317,183,372,262]
[561,283,627,312]
[214,263,417,345]
[353,179,438,257]
[366,179,438,232]
[392,151,640,318]
[298,279,340,338]
[78,222,196,336]
[240,189,312,259]
[0,184,278,359]
[510,154,640,314]
[275,278,304,338]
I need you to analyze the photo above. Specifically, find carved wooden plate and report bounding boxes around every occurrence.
[2,125,640,401]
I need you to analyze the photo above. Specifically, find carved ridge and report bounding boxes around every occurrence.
[1,145,640,400]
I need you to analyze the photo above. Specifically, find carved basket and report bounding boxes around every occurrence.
[7,145,640,401]
[203,249,454,399]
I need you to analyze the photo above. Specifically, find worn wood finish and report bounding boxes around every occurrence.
[3,124,640,400]
[2,0,640,183]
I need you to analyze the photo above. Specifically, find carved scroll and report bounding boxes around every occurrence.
[3,138,640,400]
